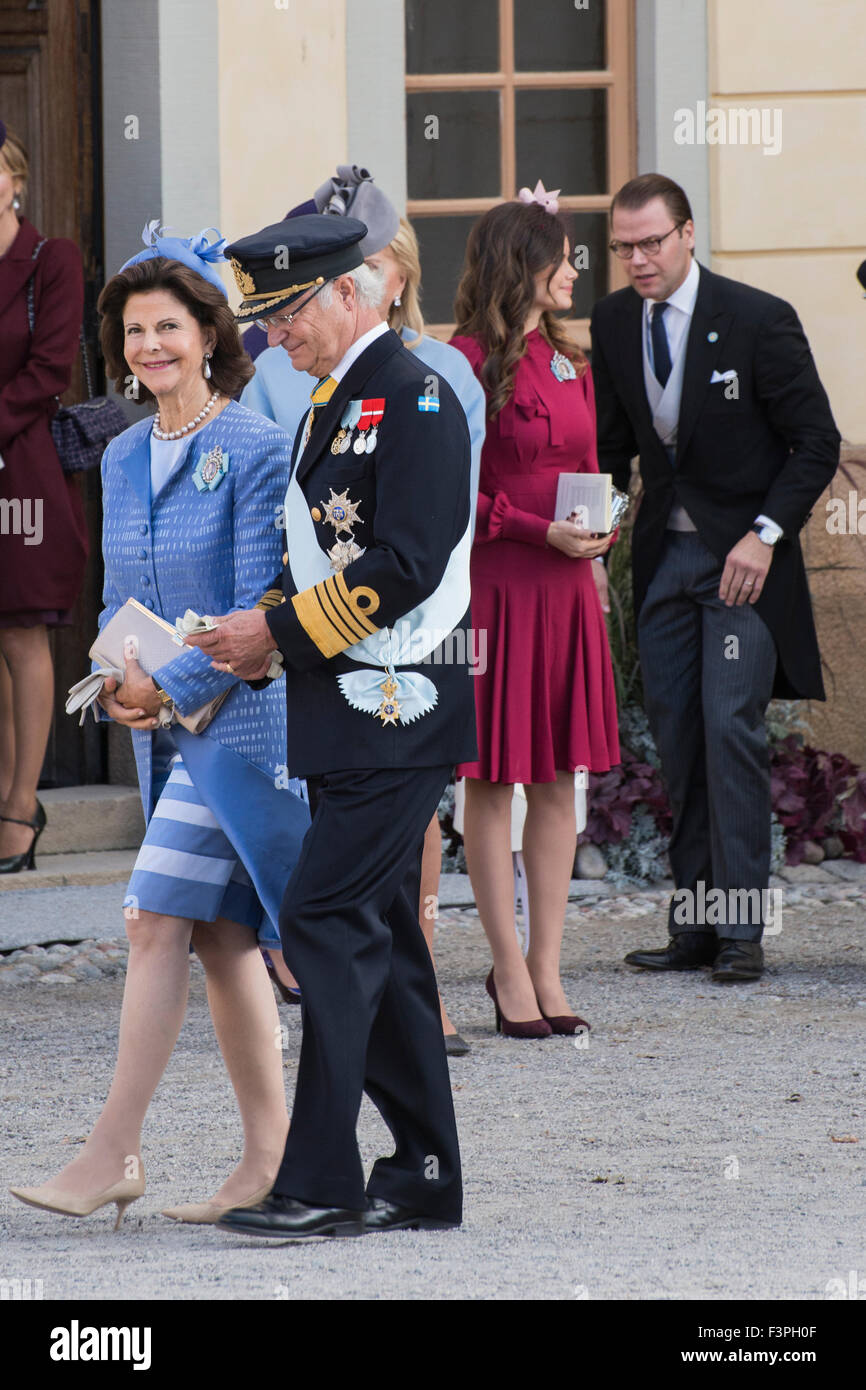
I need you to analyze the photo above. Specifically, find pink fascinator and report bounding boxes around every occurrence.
[517,179,561,215]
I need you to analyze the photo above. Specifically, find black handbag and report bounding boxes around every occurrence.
[26,239,128,473]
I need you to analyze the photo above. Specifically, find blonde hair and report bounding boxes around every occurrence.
[0,128,29,203]
[386,217,425,349]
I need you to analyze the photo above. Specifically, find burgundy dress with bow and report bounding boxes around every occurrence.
[0,216,87,625]
[450,329,620,783]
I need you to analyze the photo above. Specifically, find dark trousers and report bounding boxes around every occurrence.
[637,532,778,941]
[273,764,461,1221]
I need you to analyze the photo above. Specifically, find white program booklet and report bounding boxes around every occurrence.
[555,472,616,532]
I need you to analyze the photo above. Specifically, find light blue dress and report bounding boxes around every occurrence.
[98,399,310,947]
[241,324,485,534]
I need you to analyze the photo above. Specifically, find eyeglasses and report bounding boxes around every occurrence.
[254,282,328,332]
[609,222,687,260]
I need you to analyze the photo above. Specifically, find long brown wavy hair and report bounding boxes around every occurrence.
[453,201,587,417]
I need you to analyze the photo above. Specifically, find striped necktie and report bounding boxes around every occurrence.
[303,375,338,447]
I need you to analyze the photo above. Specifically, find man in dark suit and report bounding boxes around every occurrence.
[186,214,476,1236]
[590,174,839,983]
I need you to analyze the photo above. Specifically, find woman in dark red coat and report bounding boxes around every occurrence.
[0,123,87,870]
[450,191,620,1037]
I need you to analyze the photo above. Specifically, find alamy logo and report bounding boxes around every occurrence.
[1,1277,43,1299]
[50,1320,152,1370]
[673,102,782,156]
[0,497,43,546]
[672,882,783,935]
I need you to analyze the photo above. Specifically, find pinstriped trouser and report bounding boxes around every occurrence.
[637,531,778,941]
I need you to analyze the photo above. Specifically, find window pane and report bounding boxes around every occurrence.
[410,215,479,325]
[558,212,609,320]
[405,0,499,74]
[514,0,605,72]
[515,89,607,196]
[407,92,501,200]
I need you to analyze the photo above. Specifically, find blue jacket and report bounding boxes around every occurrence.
[241,325,485,534]
[98,399,297,816]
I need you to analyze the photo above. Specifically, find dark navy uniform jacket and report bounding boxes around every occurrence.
[261,328,478,778]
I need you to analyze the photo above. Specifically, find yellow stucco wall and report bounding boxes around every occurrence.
[707,0,866,443]
[216,0,347,302]
[708,0,866,763]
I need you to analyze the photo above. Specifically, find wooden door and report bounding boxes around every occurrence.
[1,0,104,786]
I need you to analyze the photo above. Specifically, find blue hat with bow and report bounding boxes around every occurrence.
[119,221,229,297]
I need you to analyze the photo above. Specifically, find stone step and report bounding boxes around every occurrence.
[0,850,138,893]
[35,785,145,856]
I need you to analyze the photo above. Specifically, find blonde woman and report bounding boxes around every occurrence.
[242,169,484,1053]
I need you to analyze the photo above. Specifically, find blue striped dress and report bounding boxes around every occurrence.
[99,400,310,947]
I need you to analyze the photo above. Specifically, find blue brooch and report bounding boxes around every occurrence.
[550,350,577,382]
[193,445,229,492]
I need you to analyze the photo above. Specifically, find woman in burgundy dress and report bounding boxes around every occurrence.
[0,124,87,871]
[450,191,619,1038]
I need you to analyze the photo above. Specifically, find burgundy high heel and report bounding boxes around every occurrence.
[539,1010,591,1036]
[485,970,552,1039]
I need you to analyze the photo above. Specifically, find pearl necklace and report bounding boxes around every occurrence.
[152,391,221,441]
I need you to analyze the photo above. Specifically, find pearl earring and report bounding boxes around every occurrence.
[393,295,401,307]
[203,353,212,380]
[12,196,21,211]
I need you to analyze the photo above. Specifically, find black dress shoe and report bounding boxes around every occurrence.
[216,1193,365,1239]
[712,939,764,983]
[444,1032,471,1056]
[364,1197,461,1233]
[624,932,718,971]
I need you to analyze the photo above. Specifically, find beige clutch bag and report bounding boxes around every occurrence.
[65,598,229,734]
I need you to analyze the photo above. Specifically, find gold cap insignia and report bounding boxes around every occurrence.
[230,258,257,297]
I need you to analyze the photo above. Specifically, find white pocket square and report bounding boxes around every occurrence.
[710,369,738,384]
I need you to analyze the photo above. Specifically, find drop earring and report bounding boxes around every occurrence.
[202,353,212,380]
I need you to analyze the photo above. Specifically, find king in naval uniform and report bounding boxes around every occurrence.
[185,213,477,1239]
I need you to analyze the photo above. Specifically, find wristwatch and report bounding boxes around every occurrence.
[151,679,175,715]
[750,523,780,546]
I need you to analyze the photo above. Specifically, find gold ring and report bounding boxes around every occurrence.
[225,662,235,673]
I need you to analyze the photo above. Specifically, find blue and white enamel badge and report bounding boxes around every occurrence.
[550,350,577,381]
[337,666,439,726]
[193,445,229,492]
[417,395,439,412]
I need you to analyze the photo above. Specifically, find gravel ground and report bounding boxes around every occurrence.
[1,883,864,1301]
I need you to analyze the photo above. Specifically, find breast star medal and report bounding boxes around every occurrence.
[192,445,229,492]
[327,538,365,572]
[550,350,577,382]
[322,487,362,536]
[377,673,401,726]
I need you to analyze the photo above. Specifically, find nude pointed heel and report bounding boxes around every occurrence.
[9,1164,146,1229]
[162,1182,273,1225]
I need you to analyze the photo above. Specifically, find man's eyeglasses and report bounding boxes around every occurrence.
[254,281,328,332]
[609,222,687,260]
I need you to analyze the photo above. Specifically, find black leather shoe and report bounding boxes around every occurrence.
[624,932,718,971]
[712,939,764,983]
[364,1197,461,1233]
[444,1032,471,1057]
[216,1193,365,1239]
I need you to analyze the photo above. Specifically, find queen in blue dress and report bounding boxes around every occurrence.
[9,227,309,1230]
